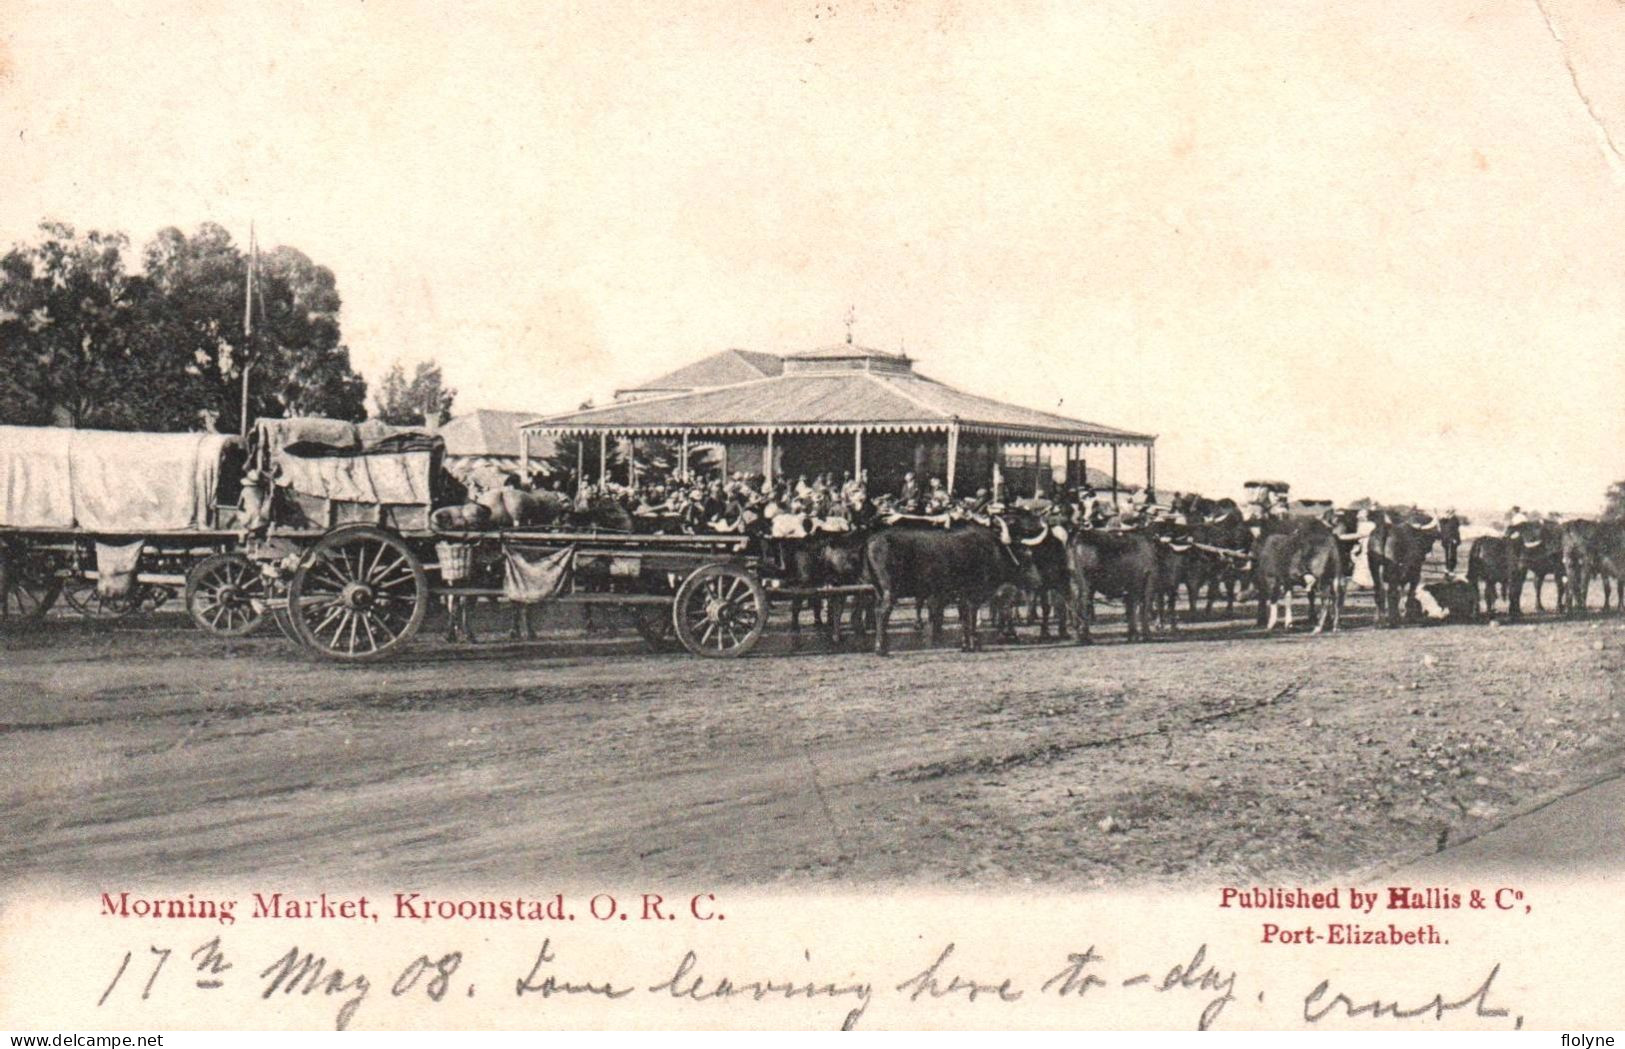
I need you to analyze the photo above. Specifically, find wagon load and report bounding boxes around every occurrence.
[250,417,446,533]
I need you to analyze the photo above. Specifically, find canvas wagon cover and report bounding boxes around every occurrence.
[0,425,233,531]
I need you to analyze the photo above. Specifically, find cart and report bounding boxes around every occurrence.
[239,418,872,662]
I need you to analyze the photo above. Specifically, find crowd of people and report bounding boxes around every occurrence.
[502,465,1189,538]
[477,461,1567,542]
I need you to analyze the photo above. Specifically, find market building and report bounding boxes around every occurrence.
[521,340,1156,501]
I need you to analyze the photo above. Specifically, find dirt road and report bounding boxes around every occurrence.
[3,595,1622,890]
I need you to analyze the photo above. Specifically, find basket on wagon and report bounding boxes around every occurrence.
[434,541,475,582]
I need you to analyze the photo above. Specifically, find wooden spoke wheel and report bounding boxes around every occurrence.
[633,604,681,653]
[288,526,427,662]
[62,575,145,621]
[672,563,767,659]
[0,546,61,625]
[185,552,269,637]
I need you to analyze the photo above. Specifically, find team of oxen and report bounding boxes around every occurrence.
[777,500,1625,655]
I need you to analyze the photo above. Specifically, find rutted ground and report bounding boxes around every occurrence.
[2,591,1621,890]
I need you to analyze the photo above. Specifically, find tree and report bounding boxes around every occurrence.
[546,432,622,488]
[142,225,367,431]
[1605,481,1625,522]
[0,221,371,432]
[373,359,455,427]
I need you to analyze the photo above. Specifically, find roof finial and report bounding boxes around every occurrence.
[844,304,856,345]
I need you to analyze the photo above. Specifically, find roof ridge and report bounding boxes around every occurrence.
[863,370,950,419]
[526,372,793,426]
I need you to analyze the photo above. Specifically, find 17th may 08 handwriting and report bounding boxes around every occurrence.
[91,936,1522,1031]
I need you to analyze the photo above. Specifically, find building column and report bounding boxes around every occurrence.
[576,439,584,488]
[679,430,690,482]
[992,438,1005,502]
[1110,444,1119,506]
[764,431,775,486]
[853,429,863,480]
[1147,443,1156,496]
[946,424,960,497]
[598,433,608,490]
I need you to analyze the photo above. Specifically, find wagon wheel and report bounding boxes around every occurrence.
[633,604,681,652]
[185,552,269,637]
[62,576,145,621]
[288,526,428,661]
[0,546,60,625]
[672,563,767,658]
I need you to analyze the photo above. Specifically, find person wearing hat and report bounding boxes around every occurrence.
[898,471,921,513]
[1075,484,1100,528]
[846,486,878,531]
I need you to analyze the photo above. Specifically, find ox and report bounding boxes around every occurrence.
[1566,519,1625,614]
[1560,520,1599,614]
[1179,509,1253,617]
[1066,529,1158,643]
[865,523,1021,655]
[1252,517,1342,633]
[997,507,1071,641]
[1466,536,1516,619]
[1595,522,1625,612]
[1412,579,1478,622]
[781,530,870,649]
[1148,518,1196,634]
[1507,519,1566,617]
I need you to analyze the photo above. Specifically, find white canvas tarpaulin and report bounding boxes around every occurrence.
[0,425,232,531]
[0,425,75,528]
[273,451,432,508]
[255,416,439,508]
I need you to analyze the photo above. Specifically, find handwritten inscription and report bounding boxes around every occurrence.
[92,935,1522,1031]
[1303,963,1517,1027]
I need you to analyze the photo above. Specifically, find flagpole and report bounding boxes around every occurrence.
[240,222,256,438]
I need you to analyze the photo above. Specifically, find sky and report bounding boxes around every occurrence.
[1,0,1622,512]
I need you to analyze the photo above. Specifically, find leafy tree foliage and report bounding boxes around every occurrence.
[1605,481,1625,522]
[0,221,367,432]
[0,223,162,428]
[546,432,620,488]
[372,359,455,427]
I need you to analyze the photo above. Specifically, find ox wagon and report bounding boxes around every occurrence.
[0,425,258,628]
[237,418,868,662]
